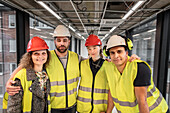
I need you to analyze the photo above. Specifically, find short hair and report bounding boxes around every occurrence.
[54,36,71,40]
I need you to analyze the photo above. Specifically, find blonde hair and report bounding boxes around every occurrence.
[19,50,50,69]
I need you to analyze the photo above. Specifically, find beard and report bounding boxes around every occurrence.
[56,45,68,53]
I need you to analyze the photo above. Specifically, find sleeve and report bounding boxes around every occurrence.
[134,62,151,87]
[7,78,23,113]
[78,55,87,63]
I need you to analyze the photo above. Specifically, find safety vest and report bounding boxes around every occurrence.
[77,59,109,113]
[13,69,51,113]
[46,50,80,109]
[106,60,168,113]
[3,92,8,113]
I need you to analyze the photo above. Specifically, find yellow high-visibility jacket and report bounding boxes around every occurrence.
[106,60,168,113]
[77,59,109,113]
[3,92,8,113]
[46,50,80,109]
[7,69,51,113]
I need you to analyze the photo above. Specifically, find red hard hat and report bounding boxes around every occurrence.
[85,34,102,46]
[27,36,49,52]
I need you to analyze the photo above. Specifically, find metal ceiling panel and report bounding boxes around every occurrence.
[1,0,170,40]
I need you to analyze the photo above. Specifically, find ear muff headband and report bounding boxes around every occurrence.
[127,38,133,50]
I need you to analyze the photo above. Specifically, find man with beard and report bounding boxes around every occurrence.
[44,25,84,112]
[5,25,140,113]
[6,25,83,113]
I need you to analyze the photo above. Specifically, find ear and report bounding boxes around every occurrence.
[126,51,128,56]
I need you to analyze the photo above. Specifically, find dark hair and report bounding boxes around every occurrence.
[106,45,128,56]
[54,36,71,40]
[100,48,103,58]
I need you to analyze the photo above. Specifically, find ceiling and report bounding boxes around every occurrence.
[2,0,170,41]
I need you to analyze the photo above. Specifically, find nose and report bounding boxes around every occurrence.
[114,52,118,58]
[91,49,96,54]
[59,41,64,45]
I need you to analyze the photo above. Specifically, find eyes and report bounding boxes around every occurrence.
[109,50,123,55]
[56,38,68,42]
[32,52,47,56]
[87,47,97,51]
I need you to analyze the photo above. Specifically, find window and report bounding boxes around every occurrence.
[45,40,55,50]
[9,40,16,52]
[10,63,17,74]
[132,19,156,69]
[166,44,170,107]
[0,5,17,111]
[8,15,16,28]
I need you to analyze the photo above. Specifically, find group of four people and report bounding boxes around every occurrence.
[4,25,168,113]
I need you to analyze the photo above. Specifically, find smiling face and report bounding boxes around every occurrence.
[54,37,70,53]
[31,50,48,66]
[87,45,101,61]
[109,46,128,68]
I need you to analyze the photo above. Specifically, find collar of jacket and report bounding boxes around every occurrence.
[26,69,37,81]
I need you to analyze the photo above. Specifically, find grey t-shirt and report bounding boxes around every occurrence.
[59,53,86,69]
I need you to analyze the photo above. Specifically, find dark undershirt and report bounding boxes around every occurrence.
[89,59,151,86]
[89,58,105,76]
[134,62,151,86]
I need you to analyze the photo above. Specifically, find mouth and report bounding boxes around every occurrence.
[36,59,45,61]
[113,59,120,62]
[59,46,66,49]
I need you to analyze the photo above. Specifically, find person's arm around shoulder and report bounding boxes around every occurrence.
[129,54,140,62]
[134,86,149,113]
[6,65,22,95]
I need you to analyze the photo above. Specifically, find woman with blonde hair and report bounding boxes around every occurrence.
[7,36,51,113]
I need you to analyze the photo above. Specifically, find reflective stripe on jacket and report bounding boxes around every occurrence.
[46,50,80,109]
[106,60,168,113]
[77,59,109,113]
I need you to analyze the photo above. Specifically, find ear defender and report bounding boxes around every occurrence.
[127,38,133,50]
[103,48,108,57]
[103,45,108,57]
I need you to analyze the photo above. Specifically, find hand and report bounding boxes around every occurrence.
[129,54,140,62]
[6,80,20,96]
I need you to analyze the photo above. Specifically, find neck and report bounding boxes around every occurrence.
[34,65,43,72]
[55,49,68,57]
[92,56,100,62]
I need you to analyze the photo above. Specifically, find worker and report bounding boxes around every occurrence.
[105,35,169,113]
[46,25,82,112]
[77,34,109,112]
[7,36,51,113]
[5,25,84,113]
[5,25,139,113]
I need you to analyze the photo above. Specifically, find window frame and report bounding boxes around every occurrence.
[8,14,16,28]
[9,39,16,52]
